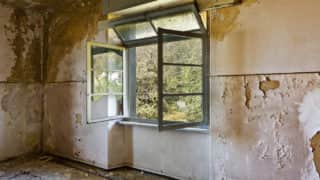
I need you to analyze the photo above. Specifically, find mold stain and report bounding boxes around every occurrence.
[3,8,42,82]
[211,0,258,41]
[46,0,103,82]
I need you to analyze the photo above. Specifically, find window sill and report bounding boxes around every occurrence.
[116,119,210,134]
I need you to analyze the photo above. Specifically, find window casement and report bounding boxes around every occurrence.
[87,4,209,131]
[87,42,127,123]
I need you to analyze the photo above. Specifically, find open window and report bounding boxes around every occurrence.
[109,4,206,47]
[158,28,209,131]
[87,42,126,123]
[88,4,209,130]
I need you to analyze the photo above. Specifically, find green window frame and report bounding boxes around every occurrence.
[87,4,209,130]
[157,28,209,131]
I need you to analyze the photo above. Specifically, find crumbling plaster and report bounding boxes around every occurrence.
[42,0,131,170]
[41,1,211,179]
[0,3,43,161]
[210,0,320,179]
[1,0,320,180]
[211,74,320,179]
[38,0,320,179]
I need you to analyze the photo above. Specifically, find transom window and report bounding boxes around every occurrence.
[87,4,209,130]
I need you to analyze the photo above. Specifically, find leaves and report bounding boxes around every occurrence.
[136,38,202,122]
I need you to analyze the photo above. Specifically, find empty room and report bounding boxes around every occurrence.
[0,0,320,179]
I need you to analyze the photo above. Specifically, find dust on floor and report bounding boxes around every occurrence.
[0,155,173,180]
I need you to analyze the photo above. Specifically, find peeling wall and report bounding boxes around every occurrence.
[34,0,320,179]
[43,83,129,168]
[211,0,320,75]
[42,0,130,169]
[0,4,43,161]
[45,0,103,82]
[211,74,320,179]
[210,0,320,179]
[42,1,211,179]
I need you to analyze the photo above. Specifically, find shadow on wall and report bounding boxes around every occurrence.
[108,124,133,168]
[44,83,77,158]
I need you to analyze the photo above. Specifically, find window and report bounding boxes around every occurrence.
[158,29,208,130]
[135,44,158,120]
[109,4,205,47]
[87,4,209,130]
[87,42,126,123]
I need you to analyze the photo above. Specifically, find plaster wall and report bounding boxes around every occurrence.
[0,4,43,161]
[42,1,211,179]
[128,126,210,180]
[42,0,320,180]
[42,0,130,169]
[212,0,320,75]
[210,0,320,179]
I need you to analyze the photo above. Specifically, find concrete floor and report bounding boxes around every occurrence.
[0,155,172,180]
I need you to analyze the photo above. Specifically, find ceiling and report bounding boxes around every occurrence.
[1,0,239,11]
[0,0,77,9]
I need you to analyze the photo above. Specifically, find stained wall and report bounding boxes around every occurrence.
[0,4,43,161]
[210,0,320,179]
[40,1,211,179]
[14,0,320,179]
[42,0,130,169]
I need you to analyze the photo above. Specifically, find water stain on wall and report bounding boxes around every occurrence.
[211,0,258,41]
[3,8,42,82]
[259,77,280,97]
[311,132,320,174]
[244,79,251,109]
[46,0,103,82]
[0,84,42,153]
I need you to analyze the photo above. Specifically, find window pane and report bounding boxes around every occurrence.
[163,66,202,94]
[163,96,202,123]
[92,51,123,71]
[91,95,123,120]
[115,21,157,41]
[93,71,123,94]
[107,29,122,45]
[91,46,123,94]
[152,11,200,32]
[163,35,202,65]
[136,44,158,119]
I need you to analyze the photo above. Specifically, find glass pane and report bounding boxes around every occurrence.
[92,50,123,71]
[91,46,123,94]
[163,66,202,94]
[91,95,123,120]
[163,35,202,65]
[152,11,200,32]
[115,21,157,41]
[136,44,158,119]
[163,96,202,123]
[93,71,123,94]
[108,29,122,45]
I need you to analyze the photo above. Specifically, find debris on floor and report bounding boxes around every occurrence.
[0,155,172,180]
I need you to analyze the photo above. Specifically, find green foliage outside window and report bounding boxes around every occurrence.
[136,38,202,122]
[92,52,123,102]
